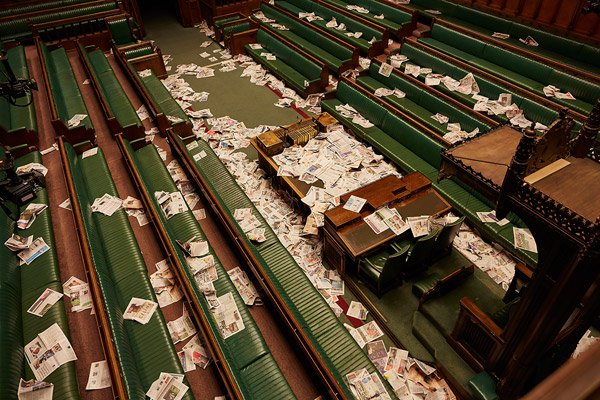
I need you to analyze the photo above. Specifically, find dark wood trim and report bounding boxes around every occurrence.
[167,129,352,400]
[58,136,127,400]
[115,135,243,400]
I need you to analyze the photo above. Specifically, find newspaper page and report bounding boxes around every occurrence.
[167,313,197,344]
[513,227,538,253]
[86,360,112,390]
[347,301,369,320]
[18,238,50,265]
[343,195,367,213]
[146,373,189,400]
[182,334,211,369]
[407,216,430,237]
[228,267,260,306]
[24,323,77,381]
[212,292,245,339]
[17,379,53,400]
[27,288,63,317]
[17,203,48,230]
[123,298,158,324]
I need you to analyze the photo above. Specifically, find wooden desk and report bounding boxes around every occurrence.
[323,173,452,274]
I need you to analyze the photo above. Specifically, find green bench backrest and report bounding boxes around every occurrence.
[123,45,154,59]
[337,80,388,126]
[261,4,353,60]
[257,29,322,80]
[430,24,487,57]
[458,5,511,32]
[0,0,83,17]
[223,21,253,34]
[0,46,36,133]
[353,0,412,23]
[107,17,135,46]
[215,14,243,28]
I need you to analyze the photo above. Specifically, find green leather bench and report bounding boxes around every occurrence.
[419,24,600,116]
[122,43,154,59]
[356,60,492,137]
[0,45,37,147]
[246,29,327,96]
[255,3,358,73]
[78,43,144,138]
[0,151,80,399]
[0,0,84,17]
[0,1,117,42]
[37,40,95,143]
[63,142,192,400]
[223,20,254,37]
[106,15,138,47]
[275,0,386,56]
[321,80,538,267]
[121,138,296,399]
[399,42,583,134]
[321,0,414,38]
[170,134,394,399]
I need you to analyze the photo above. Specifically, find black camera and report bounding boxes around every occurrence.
[0,50,38,106]
[0,152,45,207]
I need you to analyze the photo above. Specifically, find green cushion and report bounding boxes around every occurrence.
[469,372,499,400]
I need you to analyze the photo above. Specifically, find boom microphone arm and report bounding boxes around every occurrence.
[0,50,38,106]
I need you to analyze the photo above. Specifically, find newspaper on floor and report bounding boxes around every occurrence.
[17,203,48,229]
[389,54,408,68]
[63,276,93,313]
[86,360,112,390]
[16,162,48,177]
[91,194,122,216]
[18,237,50,265]
[18,379,53,400]
[492,32,510,39]
[366,340,388,374]
[25,323,77,381]
[513,227,538,253]
[59,199,71,210]
[228,266,261,305]
[40,143,58,155]
[67,114,87,128]
[5,233,33,251]
[178,349,196,372]
[385,347,409,376]
[233,208,266,242]
[123,297,158,324]
[146,373,189,400]
[168,312,197,344]
[572,330,599,359]
[407,216,430,237]
[182,334,212,368]
[27,288,63,317]
[193,209,206,220]
[212,292,245,339]
[155,191,188,219]
[151,260,183,308]
[347,300,369,320]
[357,320,385,344]
[519,36,538,46]
[346,368,392,400]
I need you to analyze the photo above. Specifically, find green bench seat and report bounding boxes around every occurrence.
[321,80,538,267]
[399,42,582,134]
[122,139,295,399]
[246,29,325,95]
[419,24,600,115]
[107,16,137,47]
[321,0,414,37]
[63,143,192,400]
[275,0,383,54]
[38,41,94,133]
[255,3,356,73]
[0,151,79,399]
[80,44,142,134]
[215,14,244,28]
[0,46,37,146]
[0,0,83,18]
[356,60,492,136]
[172,134,393,399]
[223,21,254,36]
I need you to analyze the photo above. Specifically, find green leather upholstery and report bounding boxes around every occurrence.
[246,29,324,94]
[393,230,439,279]
[399,42,581,134]
[0,46,37,144]
[223,21,254,36]
[175,135,392,398]
[255,3,355,73]
[0,2,117,42]
[419,24,600,115]
[107,16,137,47]
[433,216,465,256]
[80,44,142,132]
[275,0,382,54]
[38,42,94,132]
[358,244,410,296]
[321,0,413,35]
[469,371,499,400]
[121,139,295,399]
[0,152,79,399]
[411,272,441,298]
[123,45,154,60]
[63,143,192,400]
[357,61,491,136]
[214,14,244,28]
[0,0,83,18]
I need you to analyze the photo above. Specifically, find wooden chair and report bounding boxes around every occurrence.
[357,245,410,297]
[391,229,439,279]
[433,216,465,258]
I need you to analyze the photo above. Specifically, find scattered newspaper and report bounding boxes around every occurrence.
[16,162,48,177]
[27,288,63,317]
[476,211,509,226]
[18,379,53,400]
[228,267,261,306]
[347,300,369,320]
[177,235,209,257]
[407,216,431,237]
[346,368,391,400]
[63,276,93,313]
[17,203,48,229]
[212,292,245,339]
[25,323,77,380]
[67,114,87,128]
[234,208,266,242]
[492,32,510,39]
[389,54,408,68]
[123,297,158,324]
[91,194,122,216]
[543,85,576,100]
[5,233,32,251]
[151,259,183,308]
[59,199,71,210]
[40,143,58,155]
[146,373,189,400]
[82,147,98,159]
[182,334,211,369]
[168,312,197,344]
[513,227,538,253]
[366,340,389,373]
[519,36,538,46]
[18,237,50,265]
[155,191,188,219]
[86,360,112,390]
[431,113,449,124]
[344,195,367,213]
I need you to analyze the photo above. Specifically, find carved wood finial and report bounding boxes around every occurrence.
[513,128,537,179]
[572,100,600,158]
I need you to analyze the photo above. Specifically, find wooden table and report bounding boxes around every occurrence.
[323,173,452,275]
